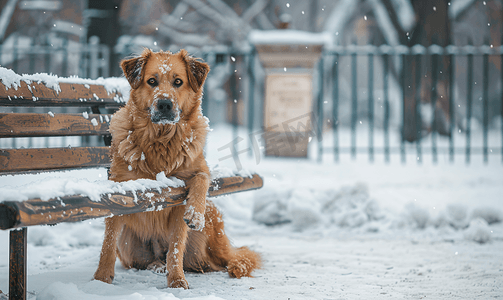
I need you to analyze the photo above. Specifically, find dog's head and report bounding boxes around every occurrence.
[121,49,210,125]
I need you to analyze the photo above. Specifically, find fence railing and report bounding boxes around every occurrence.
[0,35,109,79]
[317,44,503,164]
[220,44,503,165]
[1,41,502,165]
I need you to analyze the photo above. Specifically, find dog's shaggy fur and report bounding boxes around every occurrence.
[93,49,261,289]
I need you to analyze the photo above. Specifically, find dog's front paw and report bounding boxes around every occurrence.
[184,205,205,231]
[168,277,189,289]
[93,269,115,284]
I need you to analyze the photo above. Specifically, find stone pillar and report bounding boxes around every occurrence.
[250,30,329,157]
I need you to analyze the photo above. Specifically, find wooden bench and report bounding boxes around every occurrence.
[0,75,263,300]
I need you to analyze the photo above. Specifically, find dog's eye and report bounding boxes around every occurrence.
[174,78,183,87]
[147,78,158,87]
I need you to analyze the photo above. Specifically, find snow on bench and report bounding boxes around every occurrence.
[0,68,263,300]
[0,66,130,105]
[0,169,262,230]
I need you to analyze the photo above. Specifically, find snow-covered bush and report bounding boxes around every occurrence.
[471,207,502,225]
[464,218,492,244]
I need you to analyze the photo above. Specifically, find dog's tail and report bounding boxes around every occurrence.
[226,245,262,278]
[203,201,262,278]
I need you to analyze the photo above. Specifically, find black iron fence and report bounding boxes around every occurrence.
[1,39,502,165]
[317,45,503,164]
[214,45,503,166]
[0,35,109,79]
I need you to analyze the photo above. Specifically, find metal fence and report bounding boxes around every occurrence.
[0,35,109,79]
[1,40,502,164]
[317,45,503,164]
[218,45,503,165]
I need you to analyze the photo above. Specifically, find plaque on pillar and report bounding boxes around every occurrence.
[249,30,331,157]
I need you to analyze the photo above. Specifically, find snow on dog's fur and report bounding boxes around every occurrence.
[93,49,261,289]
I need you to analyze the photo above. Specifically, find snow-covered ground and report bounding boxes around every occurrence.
[1,124,503,299]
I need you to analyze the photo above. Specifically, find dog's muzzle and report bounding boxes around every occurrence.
[150,99,180,124]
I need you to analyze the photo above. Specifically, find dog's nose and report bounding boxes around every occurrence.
[157,99,173,115]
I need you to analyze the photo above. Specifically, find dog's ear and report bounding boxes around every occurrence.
[121,49,152,89]
[181,50,210,93]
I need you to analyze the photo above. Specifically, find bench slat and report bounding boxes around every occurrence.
[0,113,112,137]
[0,174,263,229]
[0,82,124,107]
[0,147,110,174]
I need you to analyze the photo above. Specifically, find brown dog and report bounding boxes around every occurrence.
[93,49,261,289]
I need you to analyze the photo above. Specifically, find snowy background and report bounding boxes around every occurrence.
[1,124,502,300]
[1,0,503,299]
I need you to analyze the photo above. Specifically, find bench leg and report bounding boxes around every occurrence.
[9,228,27,300]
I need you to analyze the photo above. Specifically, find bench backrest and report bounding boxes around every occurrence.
[0,80,124,175]
[0,75,264,232]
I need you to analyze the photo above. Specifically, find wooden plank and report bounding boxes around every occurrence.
[0,174,263,229]
[0,113,112,137]
[0,81,32,100]
[209,175,258,197]
[0,147,110,174]
[0,81,124,108]
[9,228,27,300]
